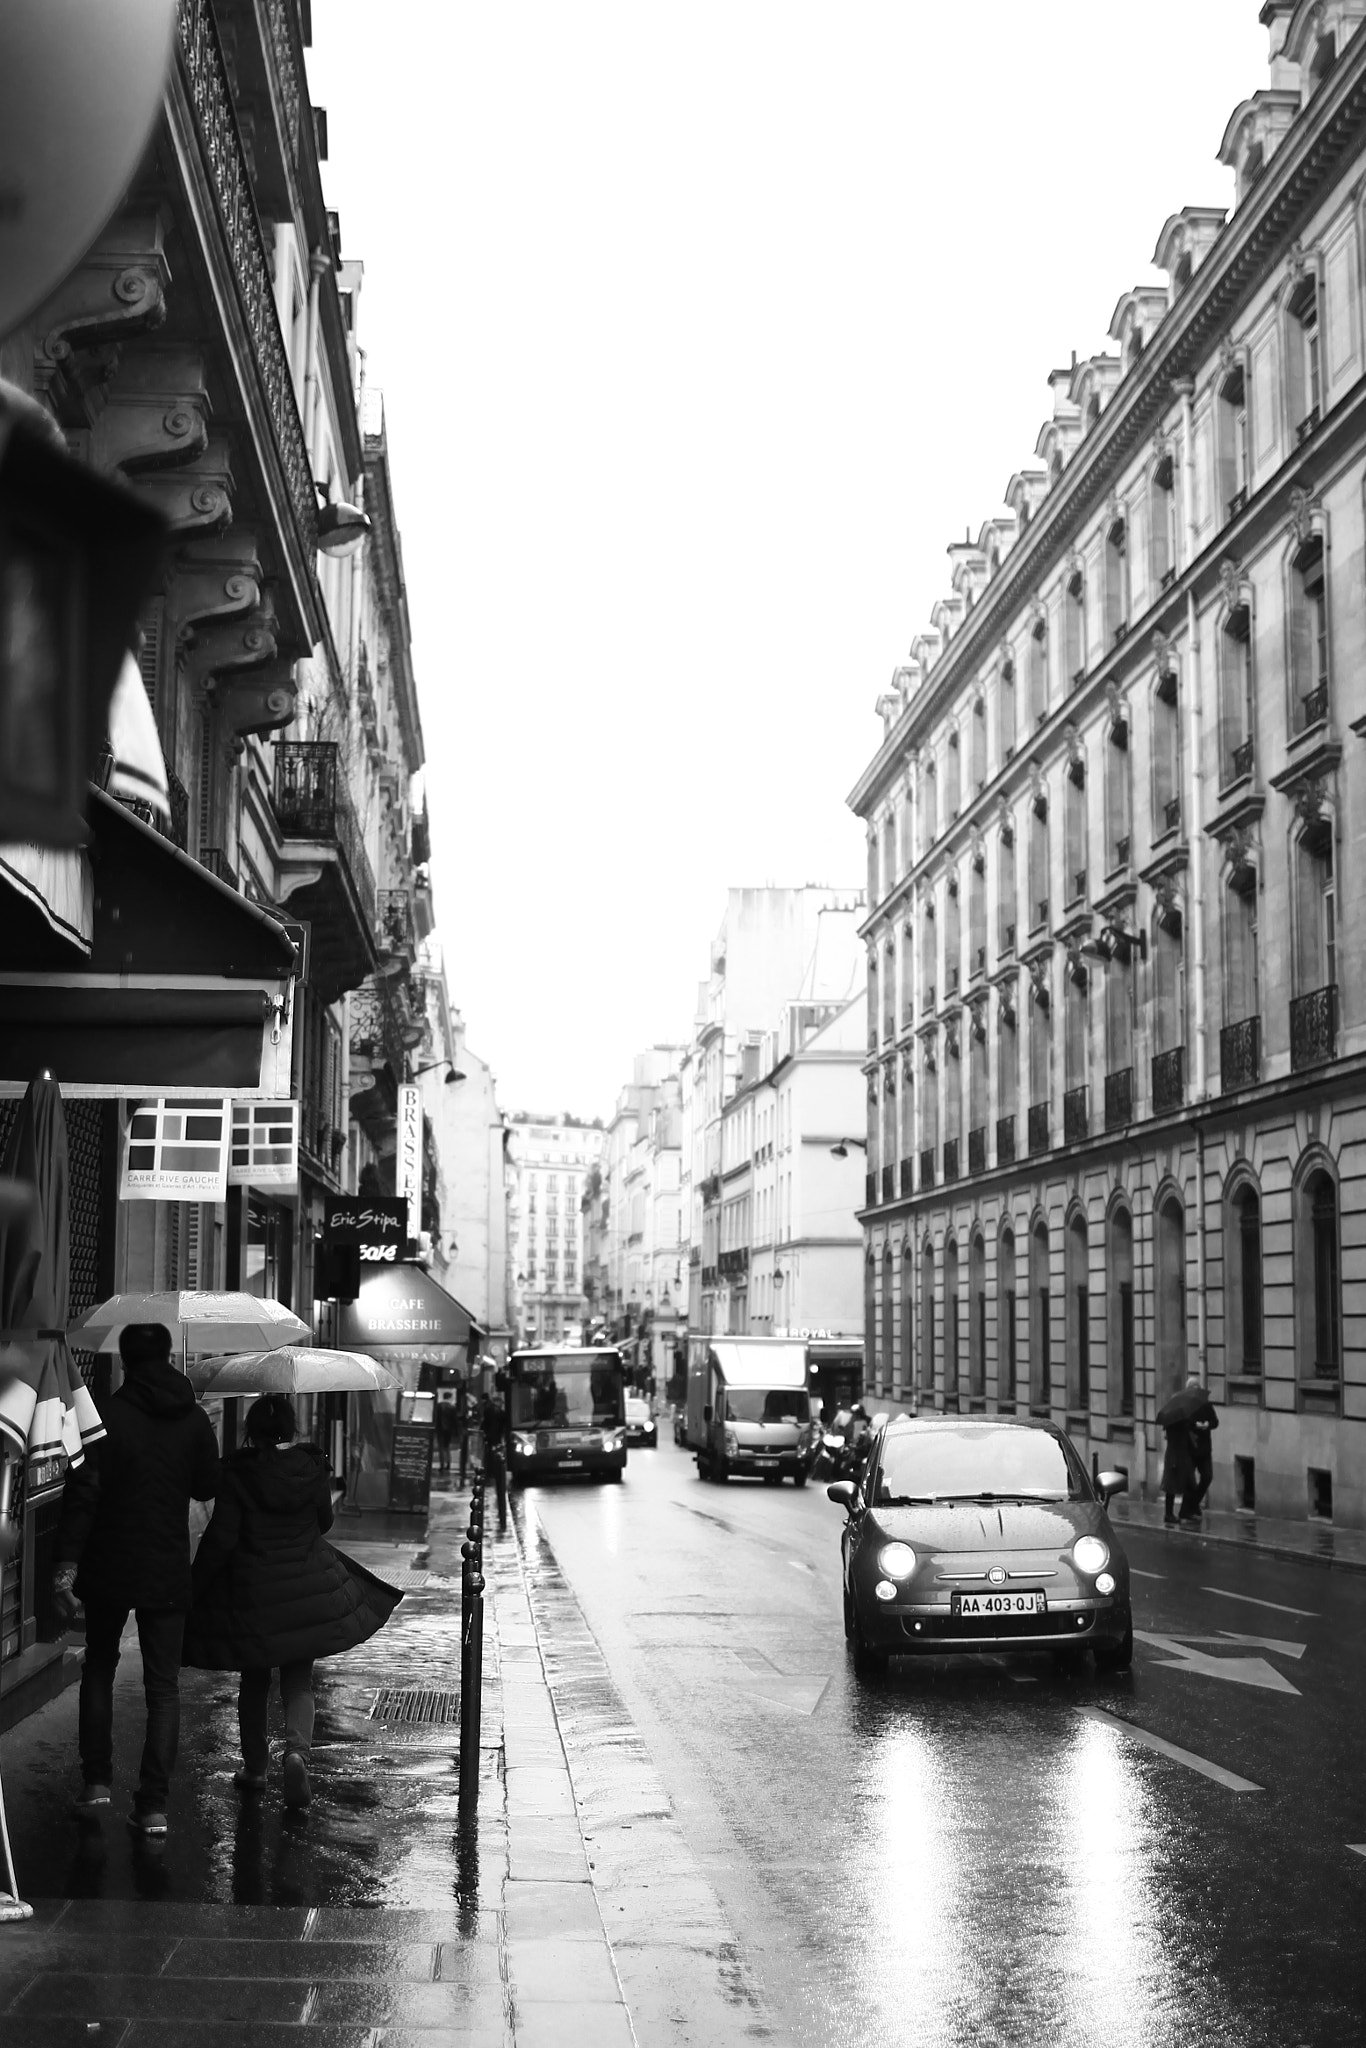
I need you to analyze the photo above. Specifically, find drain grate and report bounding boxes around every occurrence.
[369,1685,460,1725]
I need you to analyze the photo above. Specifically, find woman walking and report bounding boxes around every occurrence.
[184,1394,401,1807]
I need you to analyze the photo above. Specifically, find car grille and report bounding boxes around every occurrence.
[904,1612,1094,1641]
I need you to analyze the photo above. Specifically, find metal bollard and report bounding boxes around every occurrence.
[458,1551,483,1822]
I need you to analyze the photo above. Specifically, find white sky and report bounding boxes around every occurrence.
[306,1,1268,1116]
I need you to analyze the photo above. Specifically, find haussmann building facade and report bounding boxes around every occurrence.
[850,0,1366,1530]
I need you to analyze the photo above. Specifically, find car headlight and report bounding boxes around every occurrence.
[724,1430,739,1457]
[1073,1536,1110,1576]
[1094,1571,1116,1596]
[877,1541,918,1579]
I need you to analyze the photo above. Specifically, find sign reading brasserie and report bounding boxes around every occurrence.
[397,1085,421,1246]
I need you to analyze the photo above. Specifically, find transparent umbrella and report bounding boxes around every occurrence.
[69,1291,311,1358]
[189,1347,401,1397]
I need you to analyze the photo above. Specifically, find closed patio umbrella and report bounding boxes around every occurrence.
[190,1347,401,1397]
[0,1073,104,1468]
[70,1289,310,1356]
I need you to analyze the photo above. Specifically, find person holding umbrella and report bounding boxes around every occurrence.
[1156,1371,1219,1525]
[182,1392,401,1809]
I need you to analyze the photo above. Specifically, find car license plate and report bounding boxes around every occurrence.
[755,1458,778,1469]
[951,1590,1043,1617]
[560,1456,582,1467]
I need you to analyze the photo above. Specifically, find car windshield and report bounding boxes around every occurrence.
[723,1389,810,1424]
[873,1425,1089,1505]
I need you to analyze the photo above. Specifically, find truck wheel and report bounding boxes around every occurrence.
[714,1459,729,1484]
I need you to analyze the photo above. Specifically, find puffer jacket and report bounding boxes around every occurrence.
[182,1441,401,1671]
[55,1359,220,1610]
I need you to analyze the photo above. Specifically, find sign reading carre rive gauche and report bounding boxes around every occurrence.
[397,1084,421,1243]
[228,1100,299,1189]
[120,1098,229,1200]
[323,1195,407,1247]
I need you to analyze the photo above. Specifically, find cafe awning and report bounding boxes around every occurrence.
[337,1262,483,1371]
[0,788,298,1097]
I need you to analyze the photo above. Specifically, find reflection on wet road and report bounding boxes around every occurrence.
[526,1433,1366,2048]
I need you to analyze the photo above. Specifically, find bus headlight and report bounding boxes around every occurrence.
[512,1433,535,1457]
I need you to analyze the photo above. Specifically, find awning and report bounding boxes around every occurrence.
[0,788,298,1098]
[337,1261,483,1370]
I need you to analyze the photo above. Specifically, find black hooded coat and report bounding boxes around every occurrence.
[55,1358,220,1610]
[183,1441,401,1671]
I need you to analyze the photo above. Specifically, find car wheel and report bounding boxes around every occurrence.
[1093,1617,1134,1672]
[792,1469,808,1488]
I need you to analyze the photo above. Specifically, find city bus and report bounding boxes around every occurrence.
[503,1347,628,1484]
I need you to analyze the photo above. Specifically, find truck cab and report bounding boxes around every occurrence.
[686,1337,814,1486]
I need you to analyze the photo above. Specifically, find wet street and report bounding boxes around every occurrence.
[524,1430,1366,2048]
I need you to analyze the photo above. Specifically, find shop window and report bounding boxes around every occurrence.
[944,1237,960,1399]
[969,1232,986,1401]
[1030,1220,1051,1410]
[921,1240,936,1396]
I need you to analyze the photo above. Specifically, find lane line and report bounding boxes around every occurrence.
[1130,1568,1165,1579]
[1080,1706,1263,1791]
[1349,1846,1366,1859]
[1202,1585,1318,1619]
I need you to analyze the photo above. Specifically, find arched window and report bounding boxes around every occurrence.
[970,697,987,792]
[1225,1180,1263,1381]
[1149,456,1179,585]
[1289,536,1329,732]
[1105,699,1131,869]
[1028,617,1048,727]
[1286,275,1322,435]
[1065,1211,1090,1412]
[1220,598,1254,781]
[944,875,962,997]
[998,827,1018,955]
[1104,518,1128,645]
[921,1239,936,1399]
[944,1236,960,1402]
[1153,664,1181,833]
[1107,1207,1135,1417]
[997,1223,1017,1407]
[1216,366,1250,521]
[1065,568,1086,689]
[1296,1165,1340,1386]
[1154,1193,1186,1402]
[881,1249,895,1394]
[1030,1218,1051,1410]
[969,864,986,979]
[998,658,1017,761]
[969,1232,987,1402]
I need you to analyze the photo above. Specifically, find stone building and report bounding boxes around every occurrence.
[600,1052,686,1380]
[849,0,1366,1528]
[505,1114,604,1345]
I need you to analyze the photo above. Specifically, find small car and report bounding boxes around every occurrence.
[624,1396,658,1449]
[828,1414,1132,1678]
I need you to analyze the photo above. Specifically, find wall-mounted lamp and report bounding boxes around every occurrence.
[830,1137,869,1158]
[410,1062,467,1083]
[314,479,371,557]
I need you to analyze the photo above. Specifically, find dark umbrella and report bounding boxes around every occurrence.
[0,1072,105,1471]
[1156,1382,1208,1429]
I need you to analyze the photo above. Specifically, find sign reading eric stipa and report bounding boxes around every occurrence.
[120,1098,230,1200]
[228,1100,299,1189]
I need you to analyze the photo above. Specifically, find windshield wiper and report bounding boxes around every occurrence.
[877,1494,940,1506]
[935,1491,1067,1503]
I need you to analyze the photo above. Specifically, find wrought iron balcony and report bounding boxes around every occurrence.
[1290,985,1336,1072]
[1063,1086,1088,1145]
[996,1114,1016,1165]
[919,1147,936,1190]
[943,1138,959,1183]
[1104,1066,1133,1129]
[1231,737,1254,780]
[718,1248,749,1277]
[900,1158,913,1196]
[1163,795,1182,832]
[1299,683,1328,730]
[968,1126,986,1176]
[275,741,378,998]
[1153,1044,1185,1113]
[377,888,417,966]
[1027,1102,1049,1155]
[881,1164,894,1202]
[166,767,189,851]
[1221,1015,1260,1092]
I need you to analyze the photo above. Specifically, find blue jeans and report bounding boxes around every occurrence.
[79,1603,185,1814]
[238,1660,315,1777]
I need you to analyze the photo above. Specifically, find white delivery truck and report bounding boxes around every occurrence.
[685,1336,814,1486]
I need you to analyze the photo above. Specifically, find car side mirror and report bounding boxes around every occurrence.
[703,1404,712,1424]
[1096,1469,1128,1502]
[826,1480,857,1513]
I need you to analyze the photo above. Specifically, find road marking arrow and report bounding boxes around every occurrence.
[732,1673,831,1715]
[1134,1629,1301,1694]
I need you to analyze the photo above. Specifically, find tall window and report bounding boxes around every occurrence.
[969,1232,987,1401]
[1153,667,1181,833]
[1065,569,1086,687]
[1154,914,1185,1056]
[1294,821,1335,996]
[970,697,987,792]
[1217,367,1250,518]
[868,955,879,1047]
[881,1065,896,1171]
[1289,537,1329,731]
[1226,1182,1263,1379]
[923,759,938,843]
[1105,707,1131,868]
[1030,1219,1051,1410]
[882,813,897,893]
[921,1240,936,1398]
[1065,973,1089,1095]
[1220,601,1254,779]
[998,1223,1017,1406]
[1297,1167,1340,1382]
[1028,618,1048,726]
[969,1023,987,1143]
[920,907,936,1012]
[1029,799,1049,931]
[998,1005,1018,1122]
[1287,277,1321,433]
[945,731,962,819]
[944,882,961,996]
[1106,950,1134,1080]
[1108,1207,1135,1417]
[969,864,986,977]
[1029,995,1051,1111]
[998,830,1017,953]
[902,1255,914,1393]
[1149,457,1179,584]
[1064,751,1087,904]
[1065,1212,1089,1411]
[899,1065,915,1173]
[998,659,1017,760]
[1104,519,1127,644]
[881,1250,895,1393]
[883,944,896,1041]
[867,831,879,907]
[901,924,914,1026]
[1225,870,1259,1025]
[944,1237,960,1400]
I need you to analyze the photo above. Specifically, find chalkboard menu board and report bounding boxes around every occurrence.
[388,1423,433,1514]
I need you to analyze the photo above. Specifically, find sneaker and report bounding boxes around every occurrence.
[71,1784,111,1816]
[282,1751,311,1809]
[233,1769,269,1792]
[127,1810,168,1836]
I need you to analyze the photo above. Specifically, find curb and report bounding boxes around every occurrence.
[1112,1512,1366,1579]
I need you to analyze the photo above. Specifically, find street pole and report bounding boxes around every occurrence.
[458,1467,485,1824]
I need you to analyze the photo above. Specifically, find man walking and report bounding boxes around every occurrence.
[433,1390,457,1481]
[52,1323,220,1835]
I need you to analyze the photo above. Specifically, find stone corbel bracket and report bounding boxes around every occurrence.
[183,590,280,700]
[133,435,235,535]
[33,211,170,392]
[169,528,265,648]
[87,348,211,478]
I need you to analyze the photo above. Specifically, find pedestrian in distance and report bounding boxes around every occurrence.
[455,1376,471,1487]
[1156,1372,1218,1524]
[182,1392,401,1810]
[481,1386,508,1532]
[1185,1374,1219,1517]
[434,1389,458,1480]
[52,1321,221,1837]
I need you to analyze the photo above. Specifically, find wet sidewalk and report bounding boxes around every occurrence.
[1109,1490,1366,1575]
[0,1480,772,2045]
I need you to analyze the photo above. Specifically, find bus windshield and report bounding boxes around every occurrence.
[508,1352,625,1430]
